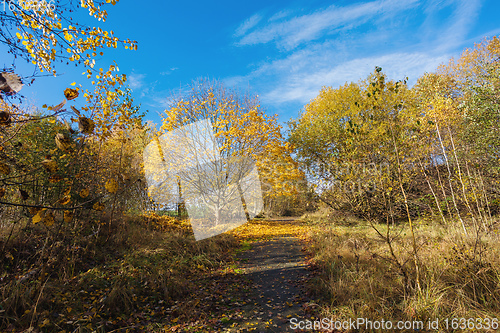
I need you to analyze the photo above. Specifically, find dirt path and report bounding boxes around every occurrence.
[233,236,314,332]
[164,220,318,332]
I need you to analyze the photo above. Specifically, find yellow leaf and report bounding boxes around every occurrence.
[0,161,11,175]
[32,209,47,224]
[64,87,79,100]
[43,212,55,227]
[59,195,71,205]
[105,179,118,193]
[79,188,90,198]
[33,213,43,224]
[93,202,104,211]
[16,32,22,39]
[63,210,74,222]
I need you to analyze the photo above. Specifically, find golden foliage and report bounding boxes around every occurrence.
[141,212,192,233]
[105,178,118,193]
[79,188,90,198]
[64,88,79,100]
[55,133,73,152]
[0,161,11,175]
[41,158,58,173]
[159,79,302,200]
[230,219,309,241]
[1,0,137,75]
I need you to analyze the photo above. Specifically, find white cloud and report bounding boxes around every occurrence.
[234,13,263,37]
[236,0,420,50]
[268,10,292,22]
[225,0,485,120]
[421,0,482,52]
[260,52,450,105]
[128,73,146,90]
[160,67,179,76]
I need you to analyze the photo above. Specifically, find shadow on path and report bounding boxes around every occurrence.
[233,236,315,332]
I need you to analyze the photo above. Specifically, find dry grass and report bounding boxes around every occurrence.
[0,214,240,331]
[307,212,500,332]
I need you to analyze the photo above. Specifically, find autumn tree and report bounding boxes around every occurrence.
[1,0,137,77]
[153,79,302,218]
[0,0,145,224]
[411,36,500,222]
[289,68,423,220]
[460,61,500,170]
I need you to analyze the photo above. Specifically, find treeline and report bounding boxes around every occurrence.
[289,36,500,230]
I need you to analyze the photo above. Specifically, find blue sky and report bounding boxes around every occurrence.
[5,0,500,127]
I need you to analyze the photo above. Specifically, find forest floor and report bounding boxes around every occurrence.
[1,218,321,332]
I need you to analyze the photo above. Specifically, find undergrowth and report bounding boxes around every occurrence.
[0,213,239,332]
[305,210,500,332]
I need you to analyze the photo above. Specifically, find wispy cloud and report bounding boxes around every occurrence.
[421,0,482,52]
[234,13,263,37]
[226,0,485,119]
[128,73,146,90]
[268,10,292,22]
[235,0,419,50]
[160,67,179,76]
[260,52,450,105]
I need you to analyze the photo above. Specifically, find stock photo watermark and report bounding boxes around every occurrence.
[289,317,499,331]
[2,0,55,13]
[143,119,263,241]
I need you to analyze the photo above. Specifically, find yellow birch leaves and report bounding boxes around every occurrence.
[32,209,55,226]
